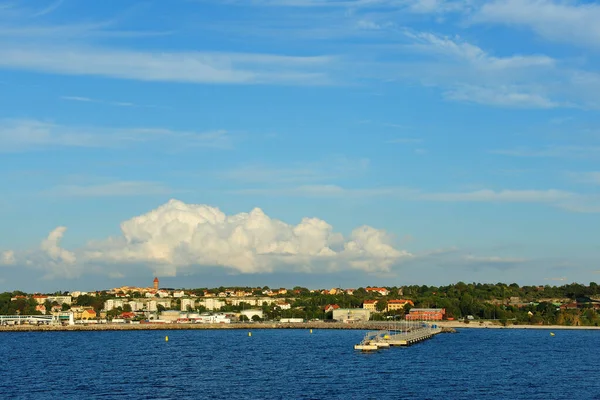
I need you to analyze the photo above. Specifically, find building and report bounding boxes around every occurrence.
[333,308,371,323]
[324,304,340,313]
[46,296,72,305]
[153,277,159,291]
[276,301,291,310]
[181,298,196,311]
[199,298,225,311]
[362,300,378,312]
[280,318,304,323]
[81,309,97,320]
[366,287,389,296]
[104,299,126,311]
[159,310,180,322]
[128,301,145,312]
[194,314,231,324]
[405,308,446,321]
[241,309,263,321]
[386,299,414,312]
[32,295,48,305]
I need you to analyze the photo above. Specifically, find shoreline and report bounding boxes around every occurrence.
[436,321,600,330]
[1,320,599,332]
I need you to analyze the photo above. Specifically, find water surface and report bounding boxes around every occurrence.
[0,329,598,399]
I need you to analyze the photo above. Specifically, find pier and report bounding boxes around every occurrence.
[354,321,442,351]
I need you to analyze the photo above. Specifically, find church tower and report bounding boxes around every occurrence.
[153,277,159,291]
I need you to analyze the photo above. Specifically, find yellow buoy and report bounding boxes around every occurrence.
[310,329,313,334]
[550,332,555,336]
[248,332,252,337]
[165,336,169,342]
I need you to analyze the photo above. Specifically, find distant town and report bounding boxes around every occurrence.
[1,279,599,327]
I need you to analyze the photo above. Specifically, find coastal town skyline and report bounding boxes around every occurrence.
[2,0,600,291]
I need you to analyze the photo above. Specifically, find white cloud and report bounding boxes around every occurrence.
[474,0,600,49]
[0,45,333,85]
[34,227,80,279]
[1,250,15,266]
[0,119,232,152]
[6,199,412,279]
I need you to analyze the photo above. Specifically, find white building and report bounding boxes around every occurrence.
[333,308,371,323]
[280,318,303,323]
[148,299,171,312]
[104,299,126,311]
[181,298,195,311]
[241,309,264,321]
[159,310,181,322]
[173,290,185,298]
[276,302,291,310]
[200,298,225,311]
[129,301,145,312]
[227,297,277,307]
[47,296,72,305]
[194,314,231,324]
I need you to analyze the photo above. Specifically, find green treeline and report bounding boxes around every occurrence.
[2,282,600,326]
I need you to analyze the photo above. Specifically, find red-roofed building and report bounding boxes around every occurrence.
[405,308,445,321]
[386,299,414,312]
[324,304,340,313]
[363,300,378,311]
[121,312,136,319]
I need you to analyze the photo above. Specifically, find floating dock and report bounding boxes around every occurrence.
[354,323,442,351]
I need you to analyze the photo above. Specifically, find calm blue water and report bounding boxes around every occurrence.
[0,328,599,399]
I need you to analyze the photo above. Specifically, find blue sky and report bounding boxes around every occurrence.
[1,0,600,292]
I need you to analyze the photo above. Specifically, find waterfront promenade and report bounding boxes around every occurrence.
[1,319,598,332]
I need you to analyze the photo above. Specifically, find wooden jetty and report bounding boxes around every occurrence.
[354,325,442,351]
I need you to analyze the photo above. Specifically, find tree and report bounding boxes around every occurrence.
[122,304,132,312]
[239,315,249,322]
[61,303,70,311]
[251,315,262,322]
[375,300,388,313]
[157,304,166,313]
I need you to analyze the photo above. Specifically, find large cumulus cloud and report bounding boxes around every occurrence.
[3,199,412,278]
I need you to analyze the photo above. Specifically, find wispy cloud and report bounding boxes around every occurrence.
[60,95,157,108]
[569,171,600,186]
[444,85,559,108]
[386,138,423,144]
[0,119,233,152]
[473,0,600,49]
[465,255,527,264]
[234,184,600,212]
[213,0,469,13]
[0,46,334,85]
[220,157,370,184]
[31,0,63,18]
[492,145,600,159]
[44,180,175,197]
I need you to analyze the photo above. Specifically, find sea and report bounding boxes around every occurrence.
[0,328,598,400]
